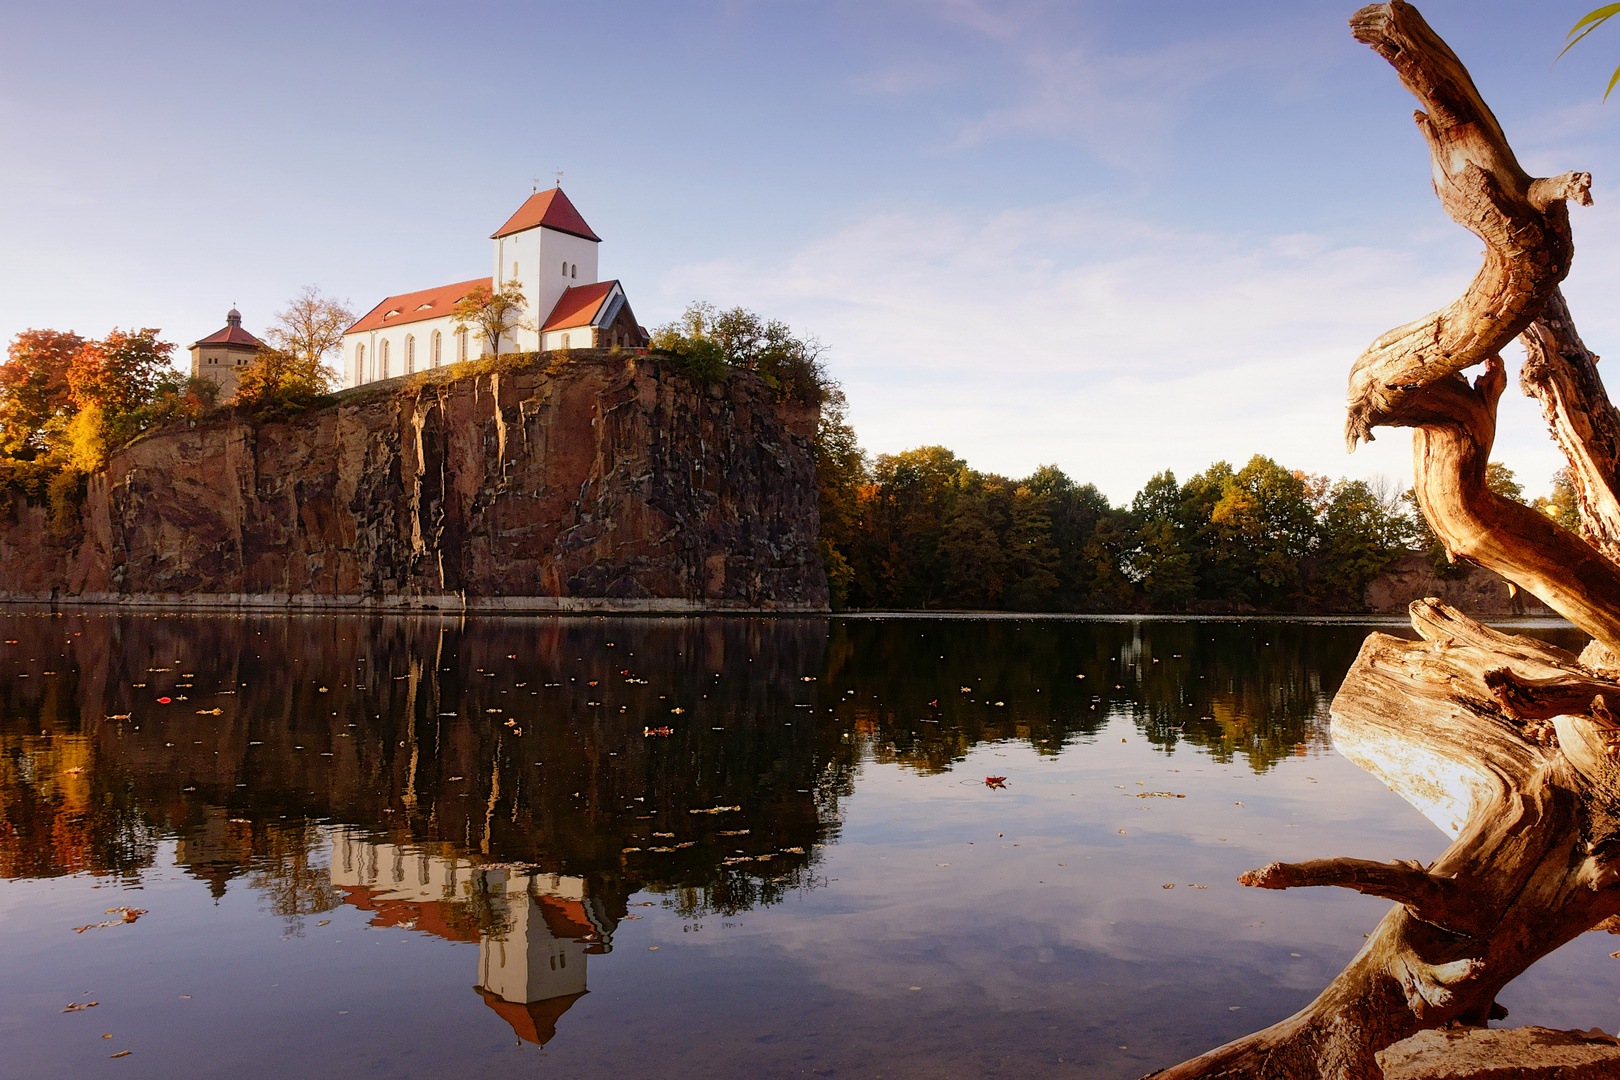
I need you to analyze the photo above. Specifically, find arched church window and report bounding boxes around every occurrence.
[381,339,390,379]
[356,344,365,383]
[456,329,468,362]
[561,260,567,275]
[431,331,441,367]
[512,261,519,280]
[570,263,577,279]
[405,335,415,373]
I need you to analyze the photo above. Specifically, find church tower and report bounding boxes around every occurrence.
[489,187,601,353]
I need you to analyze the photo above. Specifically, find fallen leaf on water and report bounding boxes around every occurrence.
[1163,883,1175,889]
[62,1001,98,1012]
[195,708,222,716]
[689,806,741,815]
[317,921,330,927]
[110,1050,131,1058]
[156,697,171,704]
[1136,792,1186,799]
[623,914,642,920]
[984,776,1007,788]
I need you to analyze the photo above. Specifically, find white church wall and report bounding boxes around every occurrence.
[343,313,472,387]
[495,226,599,352]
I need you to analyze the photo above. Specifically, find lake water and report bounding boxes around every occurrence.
[0,610,1614,1078]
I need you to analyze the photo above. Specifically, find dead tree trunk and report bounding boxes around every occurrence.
[1150,3,1620,1076]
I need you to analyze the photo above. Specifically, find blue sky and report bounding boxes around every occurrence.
[2,0,1617,503]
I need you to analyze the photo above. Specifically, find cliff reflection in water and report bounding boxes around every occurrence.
[0,610,1471,1053]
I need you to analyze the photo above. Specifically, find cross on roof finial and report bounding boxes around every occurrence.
[554,168,563,187]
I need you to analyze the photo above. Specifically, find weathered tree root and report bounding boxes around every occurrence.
[1148,603,1620,1079]
[1342,1,1590,450]
[1145,2,1620,1076]
[1520,287,1620,564]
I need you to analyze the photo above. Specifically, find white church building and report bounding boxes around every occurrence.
[341,187,648,387]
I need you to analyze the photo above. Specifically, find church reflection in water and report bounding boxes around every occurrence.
[0,609,1366,1056]
[329,832,612,1046]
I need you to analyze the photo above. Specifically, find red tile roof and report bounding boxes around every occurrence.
[478,988,586,1046]
[335,884,482,944]
[344,277,491,336]
[491,187,601,242]
[541,281,617,332]
[190,324,262,349]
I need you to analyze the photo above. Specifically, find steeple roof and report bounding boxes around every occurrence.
[190,310,263,350]
[491,187,601,242]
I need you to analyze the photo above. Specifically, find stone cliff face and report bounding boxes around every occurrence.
[1362,552,1554,617]
[0,353,828,611]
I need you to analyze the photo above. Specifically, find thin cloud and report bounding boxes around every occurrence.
[946,37,1244,167]
[651,195,1547,500]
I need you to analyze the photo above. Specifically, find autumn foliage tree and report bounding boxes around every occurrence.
[452,280,529,359]
[0,330,83,457]
[234,286,352,414]
[62,328,184,470]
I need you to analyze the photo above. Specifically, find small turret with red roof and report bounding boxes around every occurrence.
[189,308,264,397]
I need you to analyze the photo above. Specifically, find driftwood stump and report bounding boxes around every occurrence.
[1152,3,1620,1076]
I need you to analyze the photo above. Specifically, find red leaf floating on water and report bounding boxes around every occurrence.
[985,776,1007,788]
[156,697,171,704]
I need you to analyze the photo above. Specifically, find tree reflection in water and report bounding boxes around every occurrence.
[1,610,1582,1053]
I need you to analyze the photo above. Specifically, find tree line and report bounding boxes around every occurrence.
[814,395,1578,613]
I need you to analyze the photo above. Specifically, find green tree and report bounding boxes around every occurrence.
[1132,518,1195,610]
[814,386,866,609]
[1002,484,1062,609]
[651,302,828,404]
[850,446,965,608]
[1485,461,1525,503]
[1022,465,1112,606]
[1532,467,1580,533]
[1311,478,1413,608]
[940,474,1008,607]
[1079,509,1139,609]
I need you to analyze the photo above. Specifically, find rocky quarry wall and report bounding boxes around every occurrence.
[0,353,828,612]
[1362,552,1556,618]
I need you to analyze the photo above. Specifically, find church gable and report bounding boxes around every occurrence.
[491,187,600,242]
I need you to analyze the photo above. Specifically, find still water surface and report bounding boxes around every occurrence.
[0,611,1614,1078]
